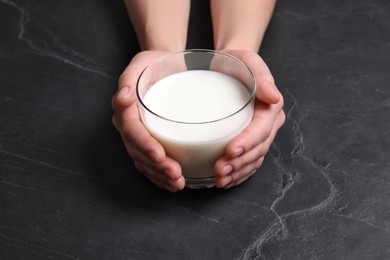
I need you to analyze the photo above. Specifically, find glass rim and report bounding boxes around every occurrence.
[136,49,256,125]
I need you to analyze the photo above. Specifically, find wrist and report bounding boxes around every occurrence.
[142,34,187,52]
[214,32,263,53]
[215,42,260,53]
[141,45,185,52]
[141,35,186,52]
[141,44,185,52]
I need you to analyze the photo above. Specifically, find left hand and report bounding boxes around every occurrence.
[213,50,285,189]
[112,51,185,192]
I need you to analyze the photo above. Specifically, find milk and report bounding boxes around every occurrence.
[141,70,254,179]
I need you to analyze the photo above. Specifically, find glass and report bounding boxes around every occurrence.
[137,49,256,189]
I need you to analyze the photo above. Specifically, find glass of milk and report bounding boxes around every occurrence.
[137,49,256,189]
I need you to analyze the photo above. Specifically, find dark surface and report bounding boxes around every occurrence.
[1,0,390,259]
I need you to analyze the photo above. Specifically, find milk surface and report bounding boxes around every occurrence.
[141,70,254,179]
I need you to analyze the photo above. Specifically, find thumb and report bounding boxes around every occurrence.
[256,78,280,105]
[114,51,168,111]
[243,54,280,104]
[112,86,134,112]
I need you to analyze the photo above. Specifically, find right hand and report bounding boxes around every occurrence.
[112,51,185,193]
[213,49,285,188]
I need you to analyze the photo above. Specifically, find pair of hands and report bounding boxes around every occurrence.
[112,50,285,192]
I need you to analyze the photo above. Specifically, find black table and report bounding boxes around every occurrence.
[1,0,389,259]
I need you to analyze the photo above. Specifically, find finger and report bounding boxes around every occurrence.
[135,162,179,192]
[215,157,263,188]
[225,170,257,189]
[216,111,285,188]
[118,103,167,163]
[118,51,169,89]
[216,108,285,172]
[238,52,281,104]
[121,136,177,178]
[215,163,260,189]
[228,157,264,185]
[112,83,167,164]
[167,176,186,191]
[124,132,183,186]
[227,109,285,171]
[229,172,255,188]
[215,140,270,178]
[135,161,166,188]
[120,127,183,181]
[113,51,171,112]
[221,50,281,104]
[113,109,165,164]
[135,161,185,192]
[226,100,283,159]
[112,86,136,112]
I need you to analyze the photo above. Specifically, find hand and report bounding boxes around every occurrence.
[214,50,285,189]
[112,51,185,193]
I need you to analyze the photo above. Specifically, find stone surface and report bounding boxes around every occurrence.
[1,0,389,259]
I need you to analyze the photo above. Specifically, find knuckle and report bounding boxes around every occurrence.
[254,157,264,169]
[257,139,272,156]
[118,72,129,87]
[255,145,267,158]
[238,128,259,151]
[266,124,273,136]
[138,133,154,149]
[125,146,137,160]
[233,155,247,172]
[231,169,247,183]
[263,75,276,86]
[261,124,273,140]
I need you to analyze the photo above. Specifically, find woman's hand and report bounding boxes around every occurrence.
[112,51,185,193]
[112,50,284,191]
[214,50,285,189]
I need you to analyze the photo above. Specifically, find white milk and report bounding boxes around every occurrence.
[141,70,254,179]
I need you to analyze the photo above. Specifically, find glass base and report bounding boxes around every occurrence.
[185,177,215,189]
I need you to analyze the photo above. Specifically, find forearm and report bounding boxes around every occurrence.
[211,0,276,52]
[124,0,190,51]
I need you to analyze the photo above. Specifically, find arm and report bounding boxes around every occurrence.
[211,0,276,52]
[124,0,190,51]
[112,0,191,192]
[210,0,285,188]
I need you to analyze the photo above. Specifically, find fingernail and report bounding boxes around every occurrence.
[164,184,177,193]
[222,165,233,175]
[225,181,235,189]
[176,176,185,190]
[232,148,243,158]
[222,176,232,187]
